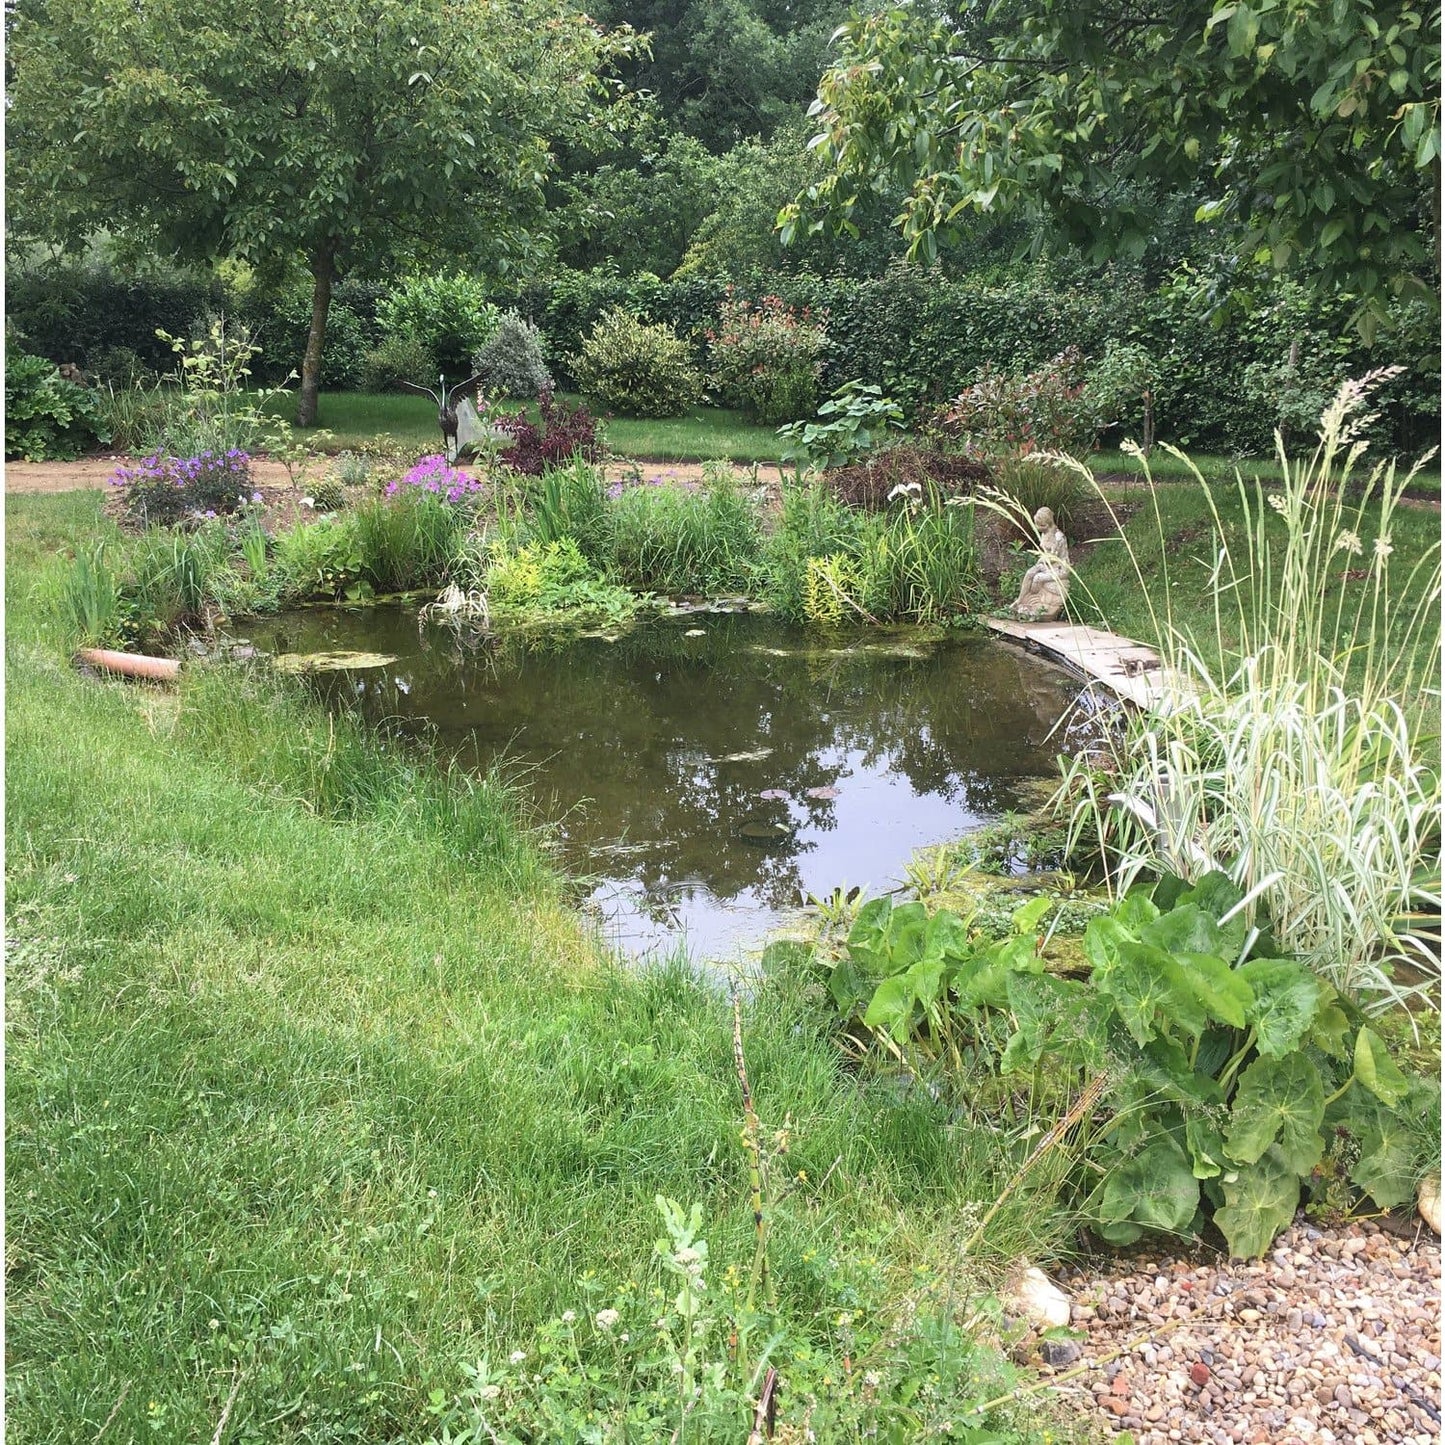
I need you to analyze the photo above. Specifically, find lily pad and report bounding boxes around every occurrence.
[272,650,398,673]
[738,819,793,844]
[805,786,840,800]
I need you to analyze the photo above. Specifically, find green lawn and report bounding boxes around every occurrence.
[269,390,789,463]
[6,490,1076,1443]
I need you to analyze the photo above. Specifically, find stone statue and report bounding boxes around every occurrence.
[1012,506,1071,621]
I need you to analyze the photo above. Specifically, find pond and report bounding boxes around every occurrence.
[241,607,1084,962]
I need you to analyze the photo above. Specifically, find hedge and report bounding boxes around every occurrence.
[7,259,1437,455]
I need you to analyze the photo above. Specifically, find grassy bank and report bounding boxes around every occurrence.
[6,492,1077,1441]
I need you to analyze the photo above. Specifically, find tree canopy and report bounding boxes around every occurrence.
[7,0,638,420]
[784,0,1441,331]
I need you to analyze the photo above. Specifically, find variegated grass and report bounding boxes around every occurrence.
[1058,371,1440,1011]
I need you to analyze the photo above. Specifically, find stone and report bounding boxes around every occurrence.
[1004,1263,1072,1330]
[1418,1171,1441,1234]
[1011,507,1071,621]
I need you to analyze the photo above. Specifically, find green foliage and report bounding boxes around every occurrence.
[64,542,123,646]
[778,380,905,469]
[4,353,112,461]
[707,292,827,423]
[603,470,762,596]
[272,516,367,601]
[352,489,464,593]
[7,0,639,420]
[310,479,347,513]
[819,877,1434,1258]
[794,0,1440,329]
[572,308,704,418]
[989,456,1090,537]
[1062,376,1442,1008]
[482,536,638,624]
[760,482,868,622]
[361,332,437,395]
[377,273,499,381]
[471,310,552,400]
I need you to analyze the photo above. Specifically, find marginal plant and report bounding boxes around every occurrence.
[64,541,121,645]
[817,878,1437,1258]
[1061,371,1442,1010]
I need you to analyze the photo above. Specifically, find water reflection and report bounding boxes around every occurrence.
[243,607,1081,961]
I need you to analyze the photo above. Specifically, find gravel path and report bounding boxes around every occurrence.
[1042,1217,1440,1444]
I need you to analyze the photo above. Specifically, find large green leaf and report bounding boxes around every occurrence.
[1093,937,1209,1046]
[1309,1002,1353,1059]
[1097,1136,1199,1236]
[1214,1146,1300,1258]
[1225,1053,1325,1173]
[1000,971,1107,1073]
[1175,951,1253,1029]
[1185,1112,1227,1179]
[1352,1026,1410,1107]
[863,957,944,1038]
[1141,902,1224,958]
[1238,958,1325,1057]
[1350,1106,1418,1209]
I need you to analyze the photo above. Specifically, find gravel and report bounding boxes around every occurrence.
[1042,1216,1440,1444]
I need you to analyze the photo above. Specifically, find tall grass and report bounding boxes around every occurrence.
[63,540,121,645]
[353,488,466,592]
[604,467,763,596]
[1062,373,1441,1009]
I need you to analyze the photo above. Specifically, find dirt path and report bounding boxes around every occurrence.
[4,455,772,495]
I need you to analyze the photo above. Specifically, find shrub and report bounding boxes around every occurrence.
[935,347,1097,458]
[824,443,991,511]
[777,380,904,470]
[109,450,256,527]
[5,352,112,461]
[493,386,604,475]
[272,516,366,601]
[360,333,436,394]
[708,292,827,423]
[472,311,552,400]
[571,308,702,418]
[375,272,498,379]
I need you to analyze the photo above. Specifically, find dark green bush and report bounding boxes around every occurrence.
[360,333,436,394]
[4,353,112,461]
[571,308,702,418]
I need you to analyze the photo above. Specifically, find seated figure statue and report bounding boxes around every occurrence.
[1012,506,1071,621]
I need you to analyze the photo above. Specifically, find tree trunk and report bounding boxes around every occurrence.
[296,241,337,428]
[1142,388,1154,456]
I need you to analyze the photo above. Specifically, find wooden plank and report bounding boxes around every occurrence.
[984,618,1183,712]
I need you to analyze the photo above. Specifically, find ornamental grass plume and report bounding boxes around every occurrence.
[1060,370,1441,1011]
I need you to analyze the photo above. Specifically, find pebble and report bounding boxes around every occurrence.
[1051,1217,1440,1444]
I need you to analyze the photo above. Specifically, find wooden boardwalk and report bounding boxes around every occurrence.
[985,618,1181,712]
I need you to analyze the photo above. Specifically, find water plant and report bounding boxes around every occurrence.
[353,487,465,593]
[1061,372,1442,1010]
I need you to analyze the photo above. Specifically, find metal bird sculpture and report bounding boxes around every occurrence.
[399,372,486,461]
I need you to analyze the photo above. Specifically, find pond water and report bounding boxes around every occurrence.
[241,607,1083,962]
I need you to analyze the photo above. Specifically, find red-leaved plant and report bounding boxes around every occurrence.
[706,291,828,425]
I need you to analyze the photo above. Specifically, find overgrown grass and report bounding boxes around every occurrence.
[1092,443,1441,497]
[7,492,1086,1441]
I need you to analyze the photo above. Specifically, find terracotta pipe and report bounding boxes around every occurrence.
[74,648,181,682]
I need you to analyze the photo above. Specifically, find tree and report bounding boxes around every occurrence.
[7,0,638,423]
[784,0,1440,333]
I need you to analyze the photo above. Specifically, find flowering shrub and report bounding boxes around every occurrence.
[385,454,484,505]
[109,448,254,526]
[707,292,827,424]
[935,347,1097,458]
[493,386,604,475]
